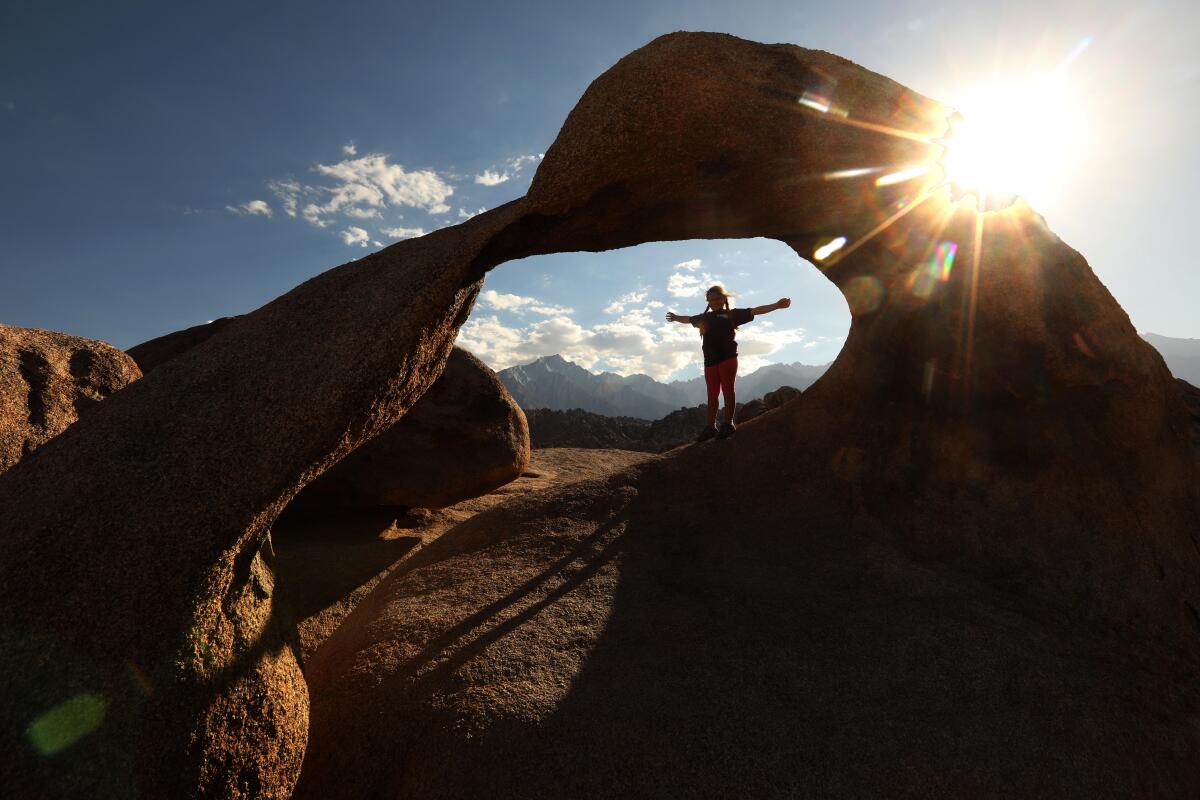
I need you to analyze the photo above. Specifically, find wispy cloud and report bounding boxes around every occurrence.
[474,169,510,186]
[667,272,702,297]
[225,199,273,218]
[473,152,544,187]
[506,153,543,171]
[380,225,426,240]
[303,154,454,226]
[235,146,528,245]
[667,262,724,300]
[478,289,573,316]
[455,312,699,380]
[341,226,370,247]
[603,289,649,315]
[268,179,304,218]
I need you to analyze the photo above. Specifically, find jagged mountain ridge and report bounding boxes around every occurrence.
[496,353,828,419]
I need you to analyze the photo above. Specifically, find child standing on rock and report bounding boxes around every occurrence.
[666,285,791,442]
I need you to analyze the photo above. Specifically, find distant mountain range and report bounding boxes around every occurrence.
[496,336,1197,421]
[1144,333,1200,385]
[497,354,828,419]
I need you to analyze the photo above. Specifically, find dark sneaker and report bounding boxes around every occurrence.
[695,425,719,443]
[716,422,737,440]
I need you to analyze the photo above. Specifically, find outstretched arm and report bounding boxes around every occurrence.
[750,298,791,316]
[665,311,692,324]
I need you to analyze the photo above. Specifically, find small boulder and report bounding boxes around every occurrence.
[737,386,800,425]
[762,385,800,409]
[0,324,141,475]
[737,398,766,424]
[291,347,530,510]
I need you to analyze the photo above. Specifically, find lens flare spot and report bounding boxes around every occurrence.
[26,693,108,756]
[844,275,884,315]
[823,167,882,181]
[909,240,958,300]
[922,359,937,400]
[875,165,928,187]
[798,91,830,113]
[936,241,957,281]
[1072,331,1098,359]
[813,236,847,262]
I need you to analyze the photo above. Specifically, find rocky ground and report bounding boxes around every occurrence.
[273,448,660,661]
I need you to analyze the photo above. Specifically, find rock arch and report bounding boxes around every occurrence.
[1,31,1196,797]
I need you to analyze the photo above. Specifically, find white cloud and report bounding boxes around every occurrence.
[474,169,510,186]
[268,179,304,218]
[673,258,702,271]
[478,289,573,316]
[342,142,357,156]
[667,272,703,297]
[458,207,487,219]
[668,267,728,300]
[456,312,702,380]
[381,226,426,240]
[300,154,453,227]
[225,199,273,218]
[506,153,544,172]
[603,289,649,315]
[340,226,370,247]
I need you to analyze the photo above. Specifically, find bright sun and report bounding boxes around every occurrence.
[939,78,1088,210]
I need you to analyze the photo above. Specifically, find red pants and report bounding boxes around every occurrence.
[704,357,738,407]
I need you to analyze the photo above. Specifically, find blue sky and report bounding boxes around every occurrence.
[2,0,1197,380]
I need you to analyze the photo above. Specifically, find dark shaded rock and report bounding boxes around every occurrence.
[127,316,240,374]
[762,384,800,408]
[298,460,1200,799]
[526,403,745,452]
[525,408,651,449]
[738,384,801,424]
[133,323,530,512]
[736,398,766,423]
[644,403,734,446]
[292,347,530,510]
[0,324,141,475]
[1180,378,1200,453]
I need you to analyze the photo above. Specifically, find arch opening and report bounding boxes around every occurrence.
[456,237,850,418]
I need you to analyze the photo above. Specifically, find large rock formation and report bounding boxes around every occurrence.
[0,324,141,475]
[292,347,530,510]
[3,31,1197,798]
[0,204,530,797]
[296,32,1200,798]
[131,324,530,512]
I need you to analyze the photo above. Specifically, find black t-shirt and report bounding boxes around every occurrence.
[690,308,754,366]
